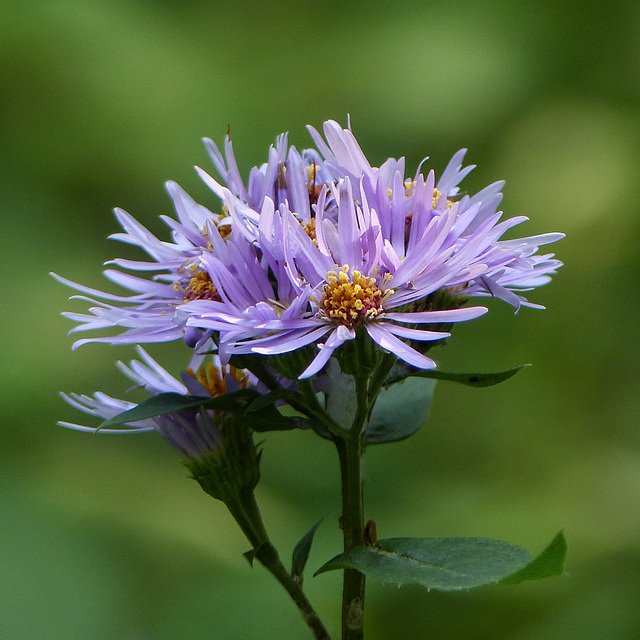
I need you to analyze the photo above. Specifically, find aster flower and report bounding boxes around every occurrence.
[52,182,236,350]
[183,176,491,378]
[60,346,258,461]
[54,118,563,367]
[307,119,564,311]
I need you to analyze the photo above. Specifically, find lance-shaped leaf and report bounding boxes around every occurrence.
[314,532,567,591]
[365,377,435,444]
[384,362,530,388]
[291,518,324,583]
[100,392,220,428]
[100,390,298,432]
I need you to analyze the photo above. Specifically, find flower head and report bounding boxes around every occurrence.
[60,347,255,462]
[183,176,490,378]
[55,119,563,379]
[182,121,563,378]
[52,182,234,349]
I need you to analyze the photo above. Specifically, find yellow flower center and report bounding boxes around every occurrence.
[178,269,221,302]
[186,361,251,397]
[306,162,323,205]
[201,207,231,240]
[320,266,389,326]
[432,188,453,209]
[303,218,317,245]
[213,217,232,239]
[405,179,416,197]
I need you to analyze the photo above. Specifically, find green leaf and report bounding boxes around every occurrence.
[100,390,299,432]
[241,408,301,432]
[314,532,567,591]
[384,362,530,388]
[291,518,324,582]
[324,359,357,430]
[365,377,435,444]
[498,531,568,584]
[100,393,214,428]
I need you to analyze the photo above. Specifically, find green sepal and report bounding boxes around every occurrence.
[335,328,383,377]
[364,377,435,444]
[99,390,298,432]
[384,362,530,388]
[314,531,567,591]
[291,518,325,583]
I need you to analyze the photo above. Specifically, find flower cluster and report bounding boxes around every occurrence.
[55,120,566,639]
[54,119,563,381]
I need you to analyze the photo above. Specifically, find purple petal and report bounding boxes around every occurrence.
[380,322,450,341]
[365,324,437,369]
[384,306,488,324]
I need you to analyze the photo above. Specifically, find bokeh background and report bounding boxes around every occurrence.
[2,1,640,638]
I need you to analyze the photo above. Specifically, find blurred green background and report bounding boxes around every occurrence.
[2,0,640,638]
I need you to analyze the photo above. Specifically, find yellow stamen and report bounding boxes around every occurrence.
[306,162,322,205]
[432,188,453,209]
[303,218,317,245]
[213,219,232,239]
[186,361,250,397]
[305,163,318,183]
[319,266,391,326]
[178,269,221,302]
[405,179,416,197]
[201,207,231,240]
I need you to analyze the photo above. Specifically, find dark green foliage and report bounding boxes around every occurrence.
[315,532,567,591]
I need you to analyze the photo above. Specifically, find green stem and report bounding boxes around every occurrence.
[257,541,332,640]
[336,437,366,640]
[335,374,370,640]
[226,489,332,640]
[298,377,345,438]
[367,352,397,402]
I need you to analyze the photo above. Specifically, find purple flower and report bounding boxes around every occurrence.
[54,119,563,369]
[307,120,564,311]
[60,347,254,460]
[52,182,235,350]
[183,177,491,378]
[183,118,563,377]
